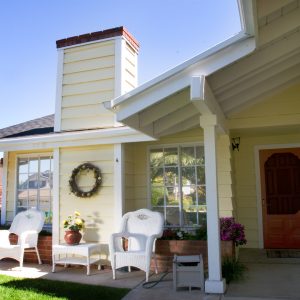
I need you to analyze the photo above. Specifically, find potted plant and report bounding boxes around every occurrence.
[63,211,85,245]
[154,218,246,272]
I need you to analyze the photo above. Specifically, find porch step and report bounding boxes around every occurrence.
[239,248,300,264]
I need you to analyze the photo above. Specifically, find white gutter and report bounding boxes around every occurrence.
[105,0,257,111]
[0,126,156,151]
[108,32,251,108]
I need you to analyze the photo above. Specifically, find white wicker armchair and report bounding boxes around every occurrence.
[109,209,164,282]
[0,208,45,267]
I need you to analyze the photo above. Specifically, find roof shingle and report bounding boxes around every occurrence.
[0,114,54,139]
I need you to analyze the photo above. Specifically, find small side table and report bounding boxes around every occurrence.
[52,243,101,275]
[173,254,204,292]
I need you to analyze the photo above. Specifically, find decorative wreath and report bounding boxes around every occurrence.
[69,163,102,198]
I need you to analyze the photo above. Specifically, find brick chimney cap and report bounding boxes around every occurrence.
[56,26,139,51]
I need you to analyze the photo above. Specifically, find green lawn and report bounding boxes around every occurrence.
[0,274,130,300]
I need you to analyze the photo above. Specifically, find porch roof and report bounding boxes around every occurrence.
[104,0,300,137]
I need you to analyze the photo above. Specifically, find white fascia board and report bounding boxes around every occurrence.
[0,127,156,152]
[115,75,191,122]
[111,32,254,108]
[109,36,256,124]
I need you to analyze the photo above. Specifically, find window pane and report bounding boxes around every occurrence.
[166,187,179,205]
[41,209,52,225]
[29,159,39,173]
[166,207,180,226]
[40,157,51,172]
[184,209,197,226]
[18,158,28,173]
[197,166,205,184]
[28,189,38,208]
[39,196,51,208]
[151,167,163,184]
[17,191,27,207]
[164,167,178,186]
[164,148,178,166]
[196,146,205,165]
[181,147,195,166]
[181,167,196,184]
[182,185,196,204]
[150,148,164,167]
[198,186,206,204]
[151,186,165,206]
[18,174,28,189]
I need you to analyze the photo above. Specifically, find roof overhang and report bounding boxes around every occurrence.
[0,127,155,152]
[104,34,256,138]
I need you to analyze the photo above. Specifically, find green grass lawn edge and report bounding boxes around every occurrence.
[0,274,130,300]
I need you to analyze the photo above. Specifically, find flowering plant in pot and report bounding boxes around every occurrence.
[63,211,85,245]
[220,217,247,246]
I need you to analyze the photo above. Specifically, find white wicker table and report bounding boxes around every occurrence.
[52,243,101,275]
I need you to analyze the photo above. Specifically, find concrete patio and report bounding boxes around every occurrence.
[1,248,300,300]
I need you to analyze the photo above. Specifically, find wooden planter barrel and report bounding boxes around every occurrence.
[152,240,235,272]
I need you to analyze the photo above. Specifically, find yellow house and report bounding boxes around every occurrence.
[0,0,300,293]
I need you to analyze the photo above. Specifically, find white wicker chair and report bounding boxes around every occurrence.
[0,208,45,267]
[109,209,164,282]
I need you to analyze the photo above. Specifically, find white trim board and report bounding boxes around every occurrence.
[54,49,64,132]
[1,152,8,225]
[0,127,156,152]
[254,143,300,248]
[52,149,60,244]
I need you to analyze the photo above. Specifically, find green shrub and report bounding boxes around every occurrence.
[222,257,246,283]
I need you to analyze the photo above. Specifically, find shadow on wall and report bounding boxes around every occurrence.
[83,211,103,242]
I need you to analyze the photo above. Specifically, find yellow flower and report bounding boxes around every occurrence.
[75,218,83,225]
[74,211,80,216]
[63,220,68,226]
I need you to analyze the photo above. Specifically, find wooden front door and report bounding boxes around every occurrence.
[260,149,300,249]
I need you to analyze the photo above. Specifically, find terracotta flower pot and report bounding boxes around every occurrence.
[64,230,82,245]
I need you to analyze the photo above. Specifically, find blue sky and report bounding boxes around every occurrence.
[0,0,241,129]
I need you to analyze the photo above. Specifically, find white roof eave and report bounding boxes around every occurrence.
[0,126,156,152]
[105,0,257,111]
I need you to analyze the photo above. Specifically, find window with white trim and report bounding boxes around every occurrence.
[16,155,53,226]
[150,145,206,227]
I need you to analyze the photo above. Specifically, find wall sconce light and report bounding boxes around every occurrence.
[232,137,240,151]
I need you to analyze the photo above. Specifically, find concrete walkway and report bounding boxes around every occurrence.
[1,249,300,300]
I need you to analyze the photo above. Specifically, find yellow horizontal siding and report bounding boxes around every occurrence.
[64,56,114,74]
[63,67,114,85]
[62,79,114,96]
[62,91,114,108]
[61,115,114,130]
[59,145,114,246]
[64,42,115,63]
[61,40,116,131]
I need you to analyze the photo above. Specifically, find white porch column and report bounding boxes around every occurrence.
[200,115,226,294]
[114,144,125,230]
[1,152,8,225]
[52,148,60,244]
